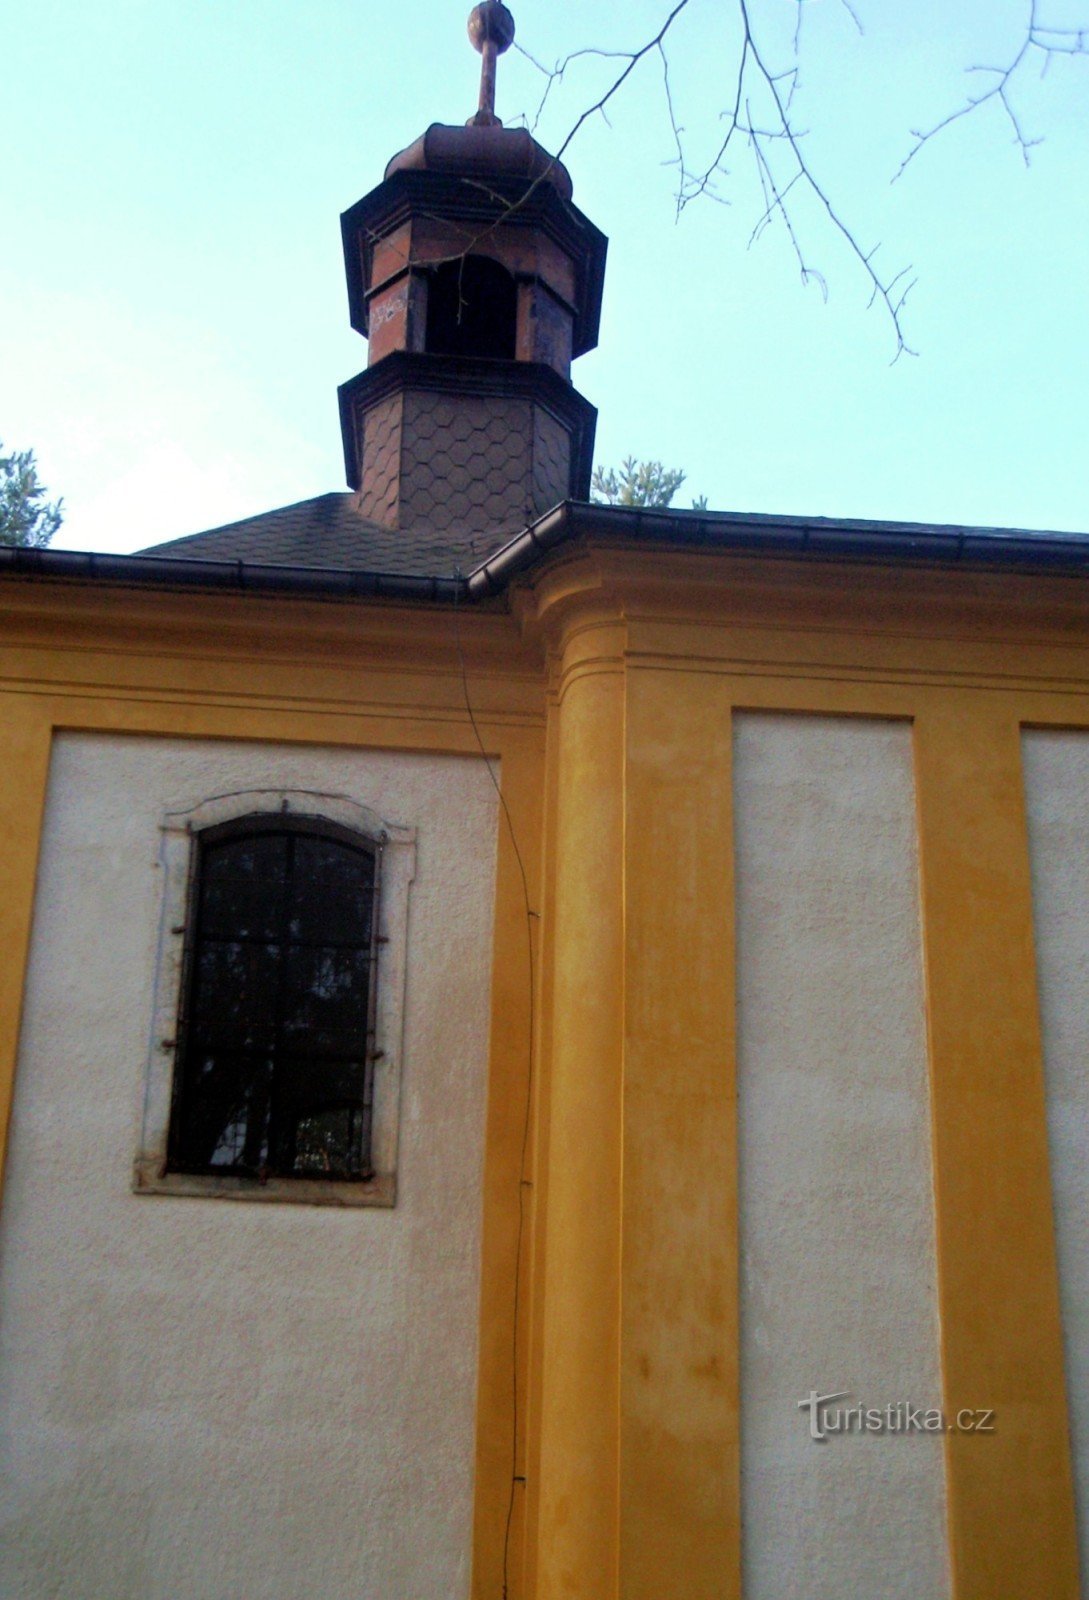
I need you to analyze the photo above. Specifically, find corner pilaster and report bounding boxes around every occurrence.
[533,618,626,1598]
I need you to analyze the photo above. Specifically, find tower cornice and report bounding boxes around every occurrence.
[337,349,597,501]
[340,161,607,357]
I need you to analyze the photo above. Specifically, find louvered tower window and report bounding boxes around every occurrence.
[167,816,380,1182]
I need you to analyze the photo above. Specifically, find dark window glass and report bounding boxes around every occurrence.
[168,817,379,1181]
[425,254,518,360]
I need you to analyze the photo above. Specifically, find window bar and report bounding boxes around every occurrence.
[358,835,383,1180]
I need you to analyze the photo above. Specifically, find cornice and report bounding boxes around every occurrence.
[514,542,1089,700]
[0,575,544,693]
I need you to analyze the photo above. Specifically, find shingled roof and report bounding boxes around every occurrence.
[139,491,503,577]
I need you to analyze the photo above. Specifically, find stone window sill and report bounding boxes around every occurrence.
[131,1159,395,1209]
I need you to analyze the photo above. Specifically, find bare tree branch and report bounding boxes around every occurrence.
[505,2,1083,360]
[518,0,915,354]
[797,0,860,69]
[547,0,694,166]
[836,0,865,38]
[658,41,687,218]
[895,0,1087,180]
[669,0,916,356]
[747,114,828,303]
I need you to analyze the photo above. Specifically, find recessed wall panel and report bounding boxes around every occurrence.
[1022,728,1089,1579]
[734,712,947,1599]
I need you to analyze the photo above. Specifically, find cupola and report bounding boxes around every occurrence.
[337,2,607,551]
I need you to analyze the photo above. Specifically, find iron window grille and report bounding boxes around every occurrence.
[166,814,382,1183]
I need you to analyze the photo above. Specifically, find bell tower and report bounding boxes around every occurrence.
[338,2,607,550]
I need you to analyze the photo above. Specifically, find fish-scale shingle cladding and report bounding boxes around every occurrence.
[139,491,513,577]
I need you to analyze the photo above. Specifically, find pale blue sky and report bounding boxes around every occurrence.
[2,0,1087,553]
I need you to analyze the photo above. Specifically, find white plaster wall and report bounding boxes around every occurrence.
[0,733,498,1600]
[734,713,948,1599]
[1022,729,1089,1581]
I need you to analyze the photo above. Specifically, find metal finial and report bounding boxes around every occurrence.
[467,3,515,127]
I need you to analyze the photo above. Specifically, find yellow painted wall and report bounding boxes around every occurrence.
[1,541,1087,1598]
[517,545,1084,1600]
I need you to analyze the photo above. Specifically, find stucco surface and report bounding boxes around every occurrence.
[0,733,498,1600]
[1022,729,1089,1579]
[734,713,948,1598]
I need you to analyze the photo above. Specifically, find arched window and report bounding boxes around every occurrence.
[425,254,518,361]
[167,815,380,1183]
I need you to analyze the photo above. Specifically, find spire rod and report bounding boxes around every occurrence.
[467,2,515,127]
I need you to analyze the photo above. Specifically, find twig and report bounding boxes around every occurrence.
[658,42,687,217]
[895,0,1087,180]
[837,0,864,37]
[659,0,911,355]
[737,0,915,354]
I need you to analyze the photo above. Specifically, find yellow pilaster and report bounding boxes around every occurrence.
[520,690,563,1599]
[620,665,738,1599]
[914,699,1080,1597]
[534,624,626,1599]
[0,701,52,1195]
[472,728,544,1600]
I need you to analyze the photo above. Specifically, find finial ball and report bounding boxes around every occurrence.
[468,2,515,55]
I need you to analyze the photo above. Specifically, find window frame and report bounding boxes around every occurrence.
[167,813,383,1184]
[133,789,415,1207]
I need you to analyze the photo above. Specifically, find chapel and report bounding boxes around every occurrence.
[0,7,1087,1599]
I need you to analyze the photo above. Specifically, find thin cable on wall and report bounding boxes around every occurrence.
[452,578,537,1600]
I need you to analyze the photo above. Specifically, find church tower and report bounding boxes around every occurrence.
[337,3,607,552]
